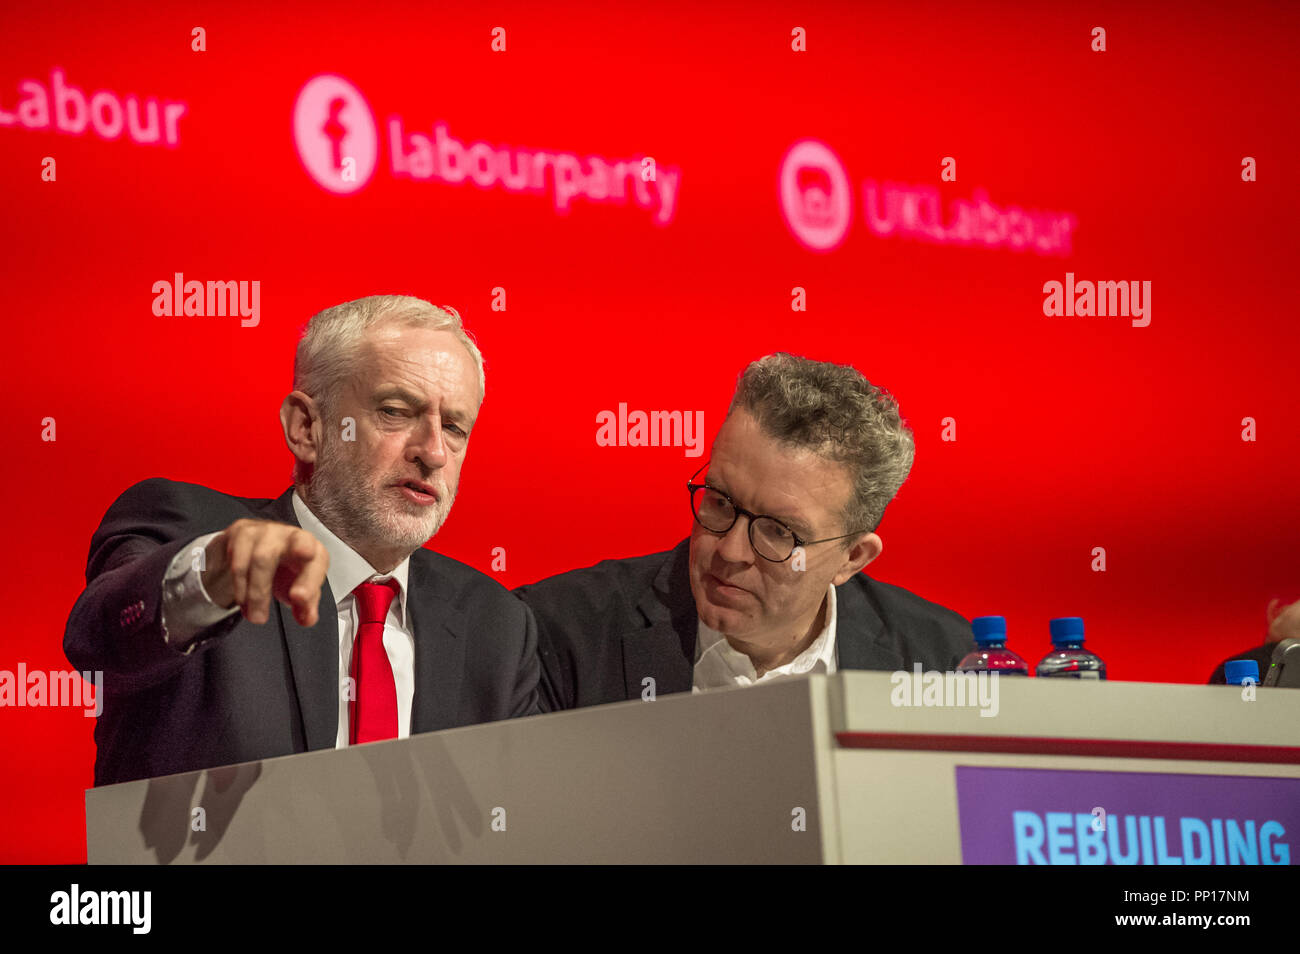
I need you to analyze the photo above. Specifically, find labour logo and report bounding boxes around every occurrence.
[292,74,378,194]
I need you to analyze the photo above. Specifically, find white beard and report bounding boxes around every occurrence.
[307,431,453,560]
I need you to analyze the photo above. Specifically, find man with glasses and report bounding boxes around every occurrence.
[515,353,973,711]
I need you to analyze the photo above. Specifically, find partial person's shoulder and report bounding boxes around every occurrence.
[100,478,273,530]
[515,546,679,606]
[846,571,970,632]
[85,479,277,575]
[411,547,522,610]
[107,477,270,519]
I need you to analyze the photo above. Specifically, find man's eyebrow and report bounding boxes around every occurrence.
[373,386,427,408]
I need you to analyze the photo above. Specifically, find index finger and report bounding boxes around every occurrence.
[287,535,330,625]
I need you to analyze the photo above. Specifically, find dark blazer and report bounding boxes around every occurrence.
[65,478,540,786]
[515,539,975,712]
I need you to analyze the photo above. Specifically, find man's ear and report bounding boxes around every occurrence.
[280,391,322,468]
[832,532,883,585]
[1266,598,1281,625]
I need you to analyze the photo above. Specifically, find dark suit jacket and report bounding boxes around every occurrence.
[515,539,975,712]
[65,478,540,786]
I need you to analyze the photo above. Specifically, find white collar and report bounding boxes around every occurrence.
[291,490,410,626]
[694,584,837,687]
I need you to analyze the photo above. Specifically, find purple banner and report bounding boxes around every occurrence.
[955,766,1298,865]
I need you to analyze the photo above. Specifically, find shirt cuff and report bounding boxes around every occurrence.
[161,532,239,651]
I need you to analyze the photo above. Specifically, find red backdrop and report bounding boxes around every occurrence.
[2,0,1297,862]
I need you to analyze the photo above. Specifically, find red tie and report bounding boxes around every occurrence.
[349,578,401,744]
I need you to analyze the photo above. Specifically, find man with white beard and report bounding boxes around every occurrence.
[65,295,540,786]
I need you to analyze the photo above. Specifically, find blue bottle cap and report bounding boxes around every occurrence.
[1049,616,1085,645]
[1224,660,1260,686]
[971,616,1007,644]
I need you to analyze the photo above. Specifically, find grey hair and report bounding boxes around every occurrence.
[727,353,915,535]
[293,295,485,423]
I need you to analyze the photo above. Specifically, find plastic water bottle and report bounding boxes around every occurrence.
[1035,617,1106,679]
[957,616,1029,675]
[1224,660,1260,687]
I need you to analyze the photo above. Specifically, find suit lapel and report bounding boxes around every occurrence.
[259,488,340,752]
[623,539,695,699]
[835,576,906,671]
[407,553,467,732]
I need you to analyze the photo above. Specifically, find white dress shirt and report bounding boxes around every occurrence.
[158,491,416,746]
[692,584,839,691]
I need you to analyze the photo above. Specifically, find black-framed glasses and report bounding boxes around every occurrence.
[686,463,867,563]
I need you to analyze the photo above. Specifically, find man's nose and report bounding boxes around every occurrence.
[716,515,755,564]
[410,416,448,470]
